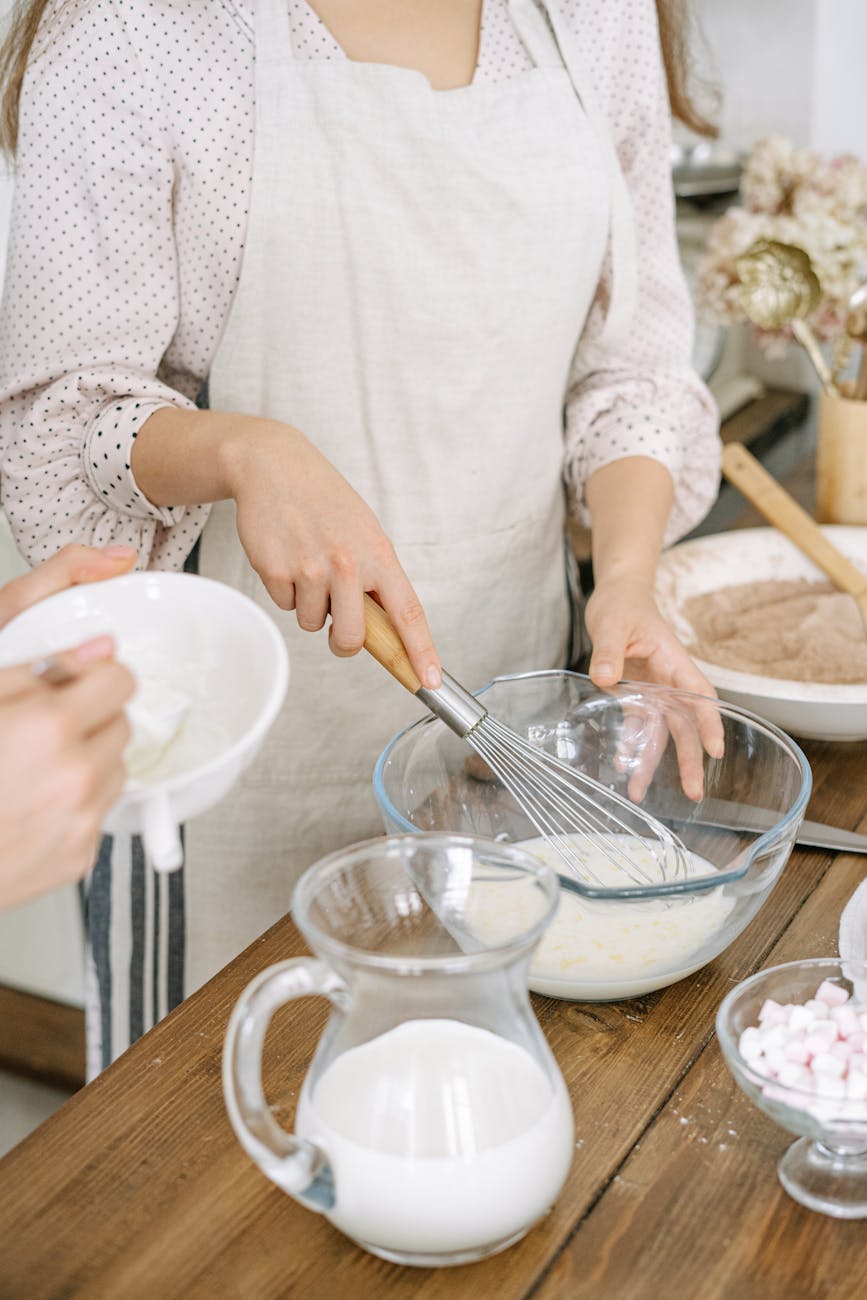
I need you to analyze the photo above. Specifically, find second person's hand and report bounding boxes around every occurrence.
[0,543,137,629]
[0,642,135,911]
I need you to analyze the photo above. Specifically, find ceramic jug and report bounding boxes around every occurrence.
[223,833,573,1267]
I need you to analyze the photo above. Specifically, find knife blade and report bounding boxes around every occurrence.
[793,819,867,855]
[668,796,867,856]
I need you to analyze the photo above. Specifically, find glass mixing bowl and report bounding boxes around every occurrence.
[374,671,811,1001]
[717,959,867,1218]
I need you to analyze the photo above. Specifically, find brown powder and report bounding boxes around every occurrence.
[684,579,867,685]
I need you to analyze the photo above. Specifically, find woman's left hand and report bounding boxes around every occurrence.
[584,574,724,800]
[585,574,714,699]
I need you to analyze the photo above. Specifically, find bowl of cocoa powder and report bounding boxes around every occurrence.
[655,526,867,741]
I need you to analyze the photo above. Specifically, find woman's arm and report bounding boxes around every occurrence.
[583,456,716,697]
[1,0,440,683]
[131,407,443,685]
[583,456,725,798]
[0,0,210,571]
[562,0,720,548]
[562,0,721,705]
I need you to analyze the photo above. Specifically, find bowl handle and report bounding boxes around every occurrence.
[140,789,184,872]
[222,959,348,1210]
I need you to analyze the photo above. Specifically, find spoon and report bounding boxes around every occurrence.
[846,282,867,401]
[736,239,837,396]
[721,442,867,631]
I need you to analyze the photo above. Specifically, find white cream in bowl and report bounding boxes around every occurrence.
[121,650,231,787]
[465,835,735,1000]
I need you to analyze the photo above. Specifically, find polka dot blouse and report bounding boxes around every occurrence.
[0,0,720,572]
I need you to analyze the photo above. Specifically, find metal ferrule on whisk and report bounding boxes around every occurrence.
[416,671,488,738]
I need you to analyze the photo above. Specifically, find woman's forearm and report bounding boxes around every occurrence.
[131,404,443,684]
[584,456,674,585]
[131,406,281,507]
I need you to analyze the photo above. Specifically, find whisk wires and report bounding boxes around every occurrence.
[470,716,689,889]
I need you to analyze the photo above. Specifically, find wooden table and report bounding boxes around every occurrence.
[1,738,866,1299]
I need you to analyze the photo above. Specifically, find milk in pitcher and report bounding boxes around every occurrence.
[296,1018,573,1257]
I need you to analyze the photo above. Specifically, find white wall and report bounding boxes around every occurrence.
[698,0,867,156]
[812,0,867,156]
[698,0,816,149]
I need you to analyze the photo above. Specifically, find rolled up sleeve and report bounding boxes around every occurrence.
[0,0,209,570]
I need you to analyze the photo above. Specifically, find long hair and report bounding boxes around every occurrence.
[0,0,49,157]
[655,0,716,136]
[0,0,716,157]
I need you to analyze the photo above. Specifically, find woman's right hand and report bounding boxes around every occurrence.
[223,420,442,688]
[0,643,135,911]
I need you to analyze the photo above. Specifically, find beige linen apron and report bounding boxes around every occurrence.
[186,0,636,993]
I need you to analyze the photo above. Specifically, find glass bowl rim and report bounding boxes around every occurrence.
[290,831,560,974]
[716,956,867,1108]
[373,669,812,901]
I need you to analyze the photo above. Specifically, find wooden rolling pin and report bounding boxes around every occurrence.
[721,442,867,628]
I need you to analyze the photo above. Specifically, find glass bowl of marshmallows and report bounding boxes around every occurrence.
[374,670,811,1002]
[717,958,867,1218]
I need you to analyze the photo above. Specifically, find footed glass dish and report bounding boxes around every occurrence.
[717,958,867,1219]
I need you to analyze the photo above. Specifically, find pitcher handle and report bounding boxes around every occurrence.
[222,958,348,1212]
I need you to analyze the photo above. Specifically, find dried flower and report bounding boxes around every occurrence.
[696,135,867,352]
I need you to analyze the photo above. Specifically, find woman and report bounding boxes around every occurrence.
[0,0,721,1067]
[0,545,135,911]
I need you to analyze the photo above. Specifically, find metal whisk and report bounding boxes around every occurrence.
[363,597,691,890]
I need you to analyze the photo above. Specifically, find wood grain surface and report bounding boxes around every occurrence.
[0,737,865,1300]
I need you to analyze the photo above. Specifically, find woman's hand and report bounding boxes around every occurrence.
[585,574,716,701]
[132,408,442,686]
[222,421,442,687]
[582,457,724,799]
[0,644,135,911]
[584,574,724,802]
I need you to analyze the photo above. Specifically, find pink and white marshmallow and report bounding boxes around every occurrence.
[736,979,867,1123]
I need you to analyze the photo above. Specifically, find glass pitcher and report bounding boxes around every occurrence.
[223,833,573,1267]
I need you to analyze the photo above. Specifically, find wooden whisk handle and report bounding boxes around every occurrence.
[362,593,422,694]
[721,443,867,622]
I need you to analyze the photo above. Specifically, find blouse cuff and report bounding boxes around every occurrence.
[82,398,192,525]
[565,405,720,547]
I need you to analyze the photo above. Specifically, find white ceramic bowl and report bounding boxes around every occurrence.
[0,572,289,869]
[655,526,867,742]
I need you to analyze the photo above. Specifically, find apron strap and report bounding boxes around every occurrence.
[255,0,294,68]
[509,0,638,371]
[507,0,564,70]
